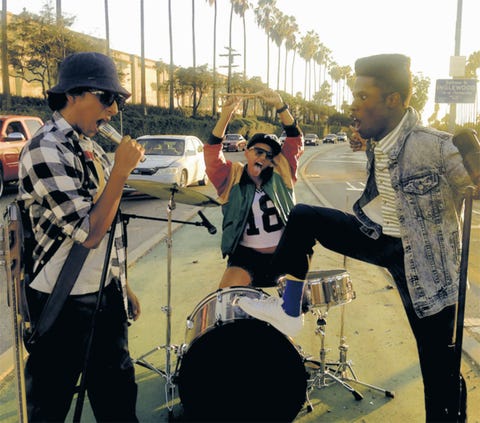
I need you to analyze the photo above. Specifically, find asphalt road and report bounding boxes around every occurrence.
[1,145,479,422]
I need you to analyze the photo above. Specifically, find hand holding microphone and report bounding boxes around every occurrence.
[98,122,146,163]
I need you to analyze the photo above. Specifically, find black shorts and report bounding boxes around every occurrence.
[227,245,277,287]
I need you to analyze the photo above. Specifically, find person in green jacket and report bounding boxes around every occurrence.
[204,89,304,290]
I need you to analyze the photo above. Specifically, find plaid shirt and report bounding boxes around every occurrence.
[17,111,127,300]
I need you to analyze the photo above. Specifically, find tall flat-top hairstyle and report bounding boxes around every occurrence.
[354,54,413,107]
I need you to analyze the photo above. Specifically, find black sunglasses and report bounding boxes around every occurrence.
[88,89,126,111]
[249,146,274,160]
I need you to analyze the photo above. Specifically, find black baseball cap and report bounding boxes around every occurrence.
[247,133,282,157]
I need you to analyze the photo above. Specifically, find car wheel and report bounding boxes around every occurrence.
[198,172,209,186]
[179,169,188,187]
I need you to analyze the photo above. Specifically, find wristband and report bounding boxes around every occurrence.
[276,103,289,114]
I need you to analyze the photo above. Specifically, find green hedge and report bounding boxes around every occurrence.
[1,94,294,152]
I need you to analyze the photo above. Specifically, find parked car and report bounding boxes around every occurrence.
[323,134,338,144]
[336,132,348,142]
[0,115,44,197]
[222,133,247,152]
[125,135,208,193]
[304,133,320,146]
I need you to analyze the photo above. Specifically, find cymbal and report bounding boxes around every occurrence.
[126,179,220,207]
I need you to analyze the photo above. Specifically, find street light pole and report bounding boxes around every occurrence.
[449,0,463,132]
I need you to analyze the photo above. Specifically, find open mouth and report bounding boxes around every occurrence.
[254,162,264,170]
[352,117,361,131]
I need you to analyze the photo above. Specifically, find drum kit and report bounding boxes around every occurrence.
[126,180,394,421]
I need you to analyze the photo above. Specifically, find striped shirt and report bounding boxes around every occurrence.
[17,111,127,299]
[371,113,409,238]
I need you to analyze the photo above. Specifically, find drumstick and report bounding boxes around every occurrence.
[223,92,259,98]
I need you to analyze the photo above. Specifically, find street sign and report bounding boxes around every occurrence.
[435,79,477,104]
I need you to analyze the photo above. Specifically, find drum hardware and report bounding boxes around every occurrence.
[177,287,307,421]
[304,300,395,413]
[124,184,218,413]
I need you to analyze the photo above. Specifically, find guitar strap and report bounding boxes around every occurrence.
[21,137,99,344]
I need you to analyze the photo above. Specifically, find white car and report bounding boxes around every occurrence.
[126,135,208,189]
[304,133,320,146]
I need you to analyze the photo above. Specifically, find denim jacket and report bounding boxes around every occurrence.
[353,108,472,318]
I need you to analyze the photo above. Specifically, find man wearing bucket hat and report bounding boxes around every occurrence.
[18,52,144,421]
[204,89,304,292]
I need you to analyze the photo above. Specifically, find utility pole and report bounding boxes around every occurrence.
[449,0,463,132]
[220,46,240,93]
[104,0,110,56]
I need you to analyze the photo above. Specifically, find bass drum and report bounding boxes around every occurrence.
[177,287,307,422]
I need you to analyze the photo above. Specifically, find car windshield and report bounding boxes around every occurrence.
[137,138,185,156]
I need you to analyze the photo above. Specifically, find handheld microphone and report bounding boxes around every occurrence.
[97,122,146,162]
[197,211,217,235]
[453,129,480,185]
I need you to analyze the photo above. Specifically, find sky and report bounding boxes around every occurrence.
[6,0,480,121]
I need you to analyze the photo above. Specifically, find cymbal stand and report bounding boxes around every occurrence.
[304,306,363,410]
[325,304,394,397]
[305,304,394,412]
[130,186,183,411]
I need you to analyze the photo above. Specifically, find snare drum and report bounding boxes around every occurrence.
[278,270,355,311]
[307,270,355,308]
[177,287,307,422]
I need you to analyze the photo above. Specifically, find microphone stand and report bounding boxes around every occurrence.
[126,192,215,413]
[73,212,119,422]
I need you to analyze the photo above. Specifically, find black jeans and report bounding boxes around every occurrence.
[272,204,467,422]
[25,281,138,422]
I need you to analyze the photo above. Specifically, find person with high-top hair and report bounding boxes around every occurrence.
[239,54,472,421]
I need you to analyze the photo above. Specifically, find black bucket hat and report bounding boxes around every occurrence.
[48,52,131,98]
[247,133,282,157]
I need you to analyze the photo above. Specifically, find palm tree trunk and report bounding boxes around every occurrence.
[168,0,174,112]
[212,0,217,116]
[192,0,197,116]
[140,0,147,116]
[1,0,11,108]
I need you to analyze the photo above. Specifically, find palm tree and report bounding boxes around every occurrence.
[283,18,298,93]
[205,0,217,115]
[232,0,251,117]
[254,0,277,89]
[232,0,250,83]
[299,30,319,101]
[1,0,11,109]
[270,10,289,91]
